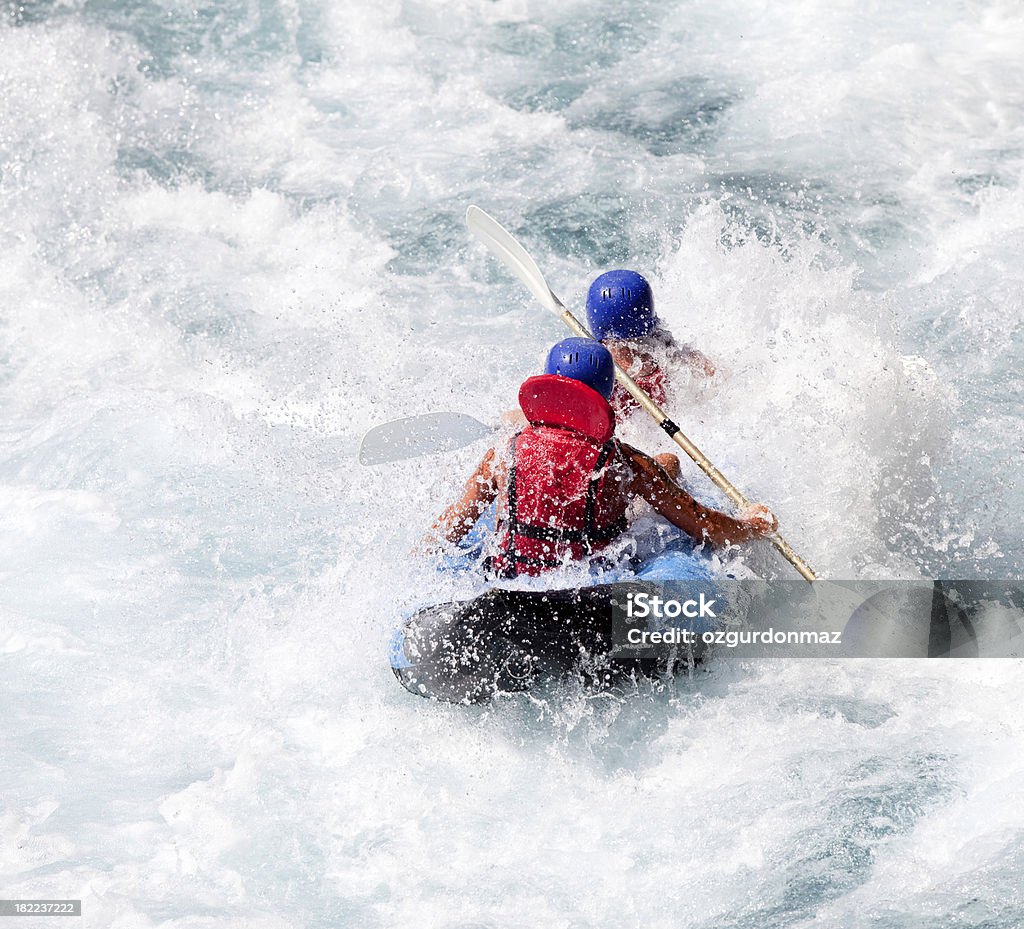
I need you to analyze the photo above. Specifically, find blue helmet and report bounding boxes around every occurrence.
[544,337,616,399]
[586,269,656,340]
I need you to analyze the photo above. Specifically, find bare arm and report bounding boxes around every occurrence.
[656,332,716,378]
[621,444,776,546]
[677,345,717,378]
[499,408,527,429]
[425,447,500,548]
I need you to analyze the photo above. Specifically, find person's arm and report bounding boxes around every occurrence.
[498,408,527,429]
[621,444,776,546]
[678,346,716,378]
[653,330,716,378]
[425,447,500,549]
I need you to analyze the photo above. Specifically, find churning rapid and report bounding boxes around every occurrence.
[1,1,1023,926]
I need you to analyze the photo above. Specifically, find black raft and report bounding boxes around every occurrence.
[389,582,711,704]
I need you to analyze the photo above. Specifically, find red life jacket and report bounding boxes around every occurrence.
[610,363,667,418]
[491,375,632,579]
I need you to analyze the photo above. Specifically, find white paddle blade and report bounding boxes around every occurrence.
[466,205,564,316]
[359,412,494,465]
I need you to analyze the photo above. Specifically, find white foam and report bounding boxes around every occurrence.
[1,2,1022,925]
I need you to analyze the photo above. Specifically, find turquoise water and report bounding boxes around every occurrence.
[1,1,1023,926]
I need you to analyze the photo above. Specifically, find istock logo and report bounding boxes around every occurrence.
[625,591,717,619]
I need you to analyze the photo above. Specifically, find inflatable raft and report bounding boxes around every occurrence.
[390,524,722,704]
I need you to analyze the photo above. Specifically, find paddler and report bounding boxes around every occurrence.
[585,268,714,480]
[499,269,711,480]
[429,338,775,579]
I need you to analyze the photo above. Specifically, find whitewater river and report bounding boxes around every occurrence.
[2,1,1023,926]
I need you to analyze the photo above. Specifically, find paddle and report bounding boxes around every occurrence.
[465,205,819,583]
[359,412,494,465]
